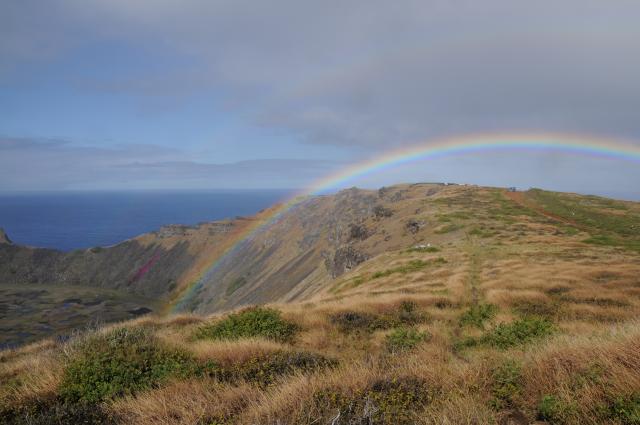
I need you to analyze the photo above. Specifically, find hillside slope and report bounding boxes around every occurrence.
[2,183,640,424]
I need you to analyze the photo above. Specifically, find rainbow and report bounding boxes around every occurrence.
[168,132,640,312]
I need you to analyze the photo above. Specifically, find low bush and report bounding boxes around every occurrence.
[537,394,576,423]
[459,304,498,328]
[194,307,298,343]
[331,302,427,334]
[482,317,554,349]
[385,327,430,352]
[0,396,116,425]
[490,360,522,409]
[608,393,640,424]
[59,327,196,403]
[312,377,433,425]
[221,351,337,387]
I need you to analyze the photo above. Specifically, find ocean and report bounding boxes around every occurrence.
[0,190,292,252]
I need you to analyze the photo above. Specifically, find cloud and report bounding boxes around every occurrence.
[3,1,640,148]
[1,1,640,195]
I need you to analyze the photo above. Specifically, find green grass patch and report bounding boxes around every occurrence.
[194,307,298,343]
[482,317,554,349]
[330,301,427,334]
[59,327,197,403]
[385,327,430,352]
[205,351,337,388]
[405,245,440,253]
[435,223,463,234]
[538,394,576,423]
[491,360,522,409]
[225,276,247,296]
[528,189,640,252]
[459,303,498,328]
[607,394,640,424]
[371,258,447,280]
[312,377,433,425]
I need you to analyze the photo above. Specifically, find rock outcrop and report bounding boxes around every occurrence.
[0,228,11,244]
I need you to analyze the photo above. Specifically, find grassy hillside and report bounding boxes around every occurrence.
[2,184,640,424]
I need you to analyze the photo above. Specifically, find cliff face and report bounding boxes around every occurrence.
[5,183,639,316]
[0,185,443,307]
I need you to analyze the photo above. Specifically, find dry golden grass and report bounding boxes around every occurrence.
[3,185,640,424]
[111,379,261,425]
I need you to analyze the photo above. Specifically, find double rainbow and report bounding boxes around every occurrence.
[168,132,640,313]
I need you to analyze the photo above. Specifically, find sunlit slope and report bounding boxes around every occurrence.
[182,183,640,315]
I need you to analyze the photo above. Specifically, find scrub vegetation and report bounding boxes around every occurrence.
[3,184,640,424]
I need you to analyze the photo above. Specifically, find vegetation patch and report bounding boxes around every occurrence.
[537,394,577,423]
[528,189,640,252]
[459,303,498,328]
[405,245,440,253]
[607,393,640,424]
[59,327,196,403]
[490,360,522,409]
[312,377,434,425]
[371,258,447,280]
[385,327,430,352]
[330,301,427,334]
[225,276,247,296]
[435,223,463,234]
[0,396,116,425]
[481,317,554,349]
[194,307,298,343]
[205,351,337,388]
[512,299,559,319]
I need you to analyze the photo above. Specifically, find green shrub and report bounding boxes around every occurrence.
[459,304,498,328]
[371,258,447,279]
[194,307,298,343]
[219,351,337,387]
[385,327,430,352]
[491,360,522,409]
[608,394,640,424]
[59,327,196,403]
[482,317,554,349]
[538,394,576,423]
[0,397,116,425]
[331,302,427,334]
[312,377,433,425]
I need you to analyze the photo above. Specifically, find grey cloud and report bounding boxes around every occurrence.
[4,1,640,148]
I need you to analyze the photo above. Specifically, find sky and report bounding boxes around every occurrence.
[1,0,640,198]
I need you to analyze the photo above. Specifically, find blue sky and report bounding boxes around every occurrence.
[2,0,640,198]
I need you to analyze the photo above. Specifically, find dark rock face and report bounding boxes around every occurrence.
[373,205,393,219]
[405,219,425,234]
[326,245,370,278]
[349,223,370,241]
